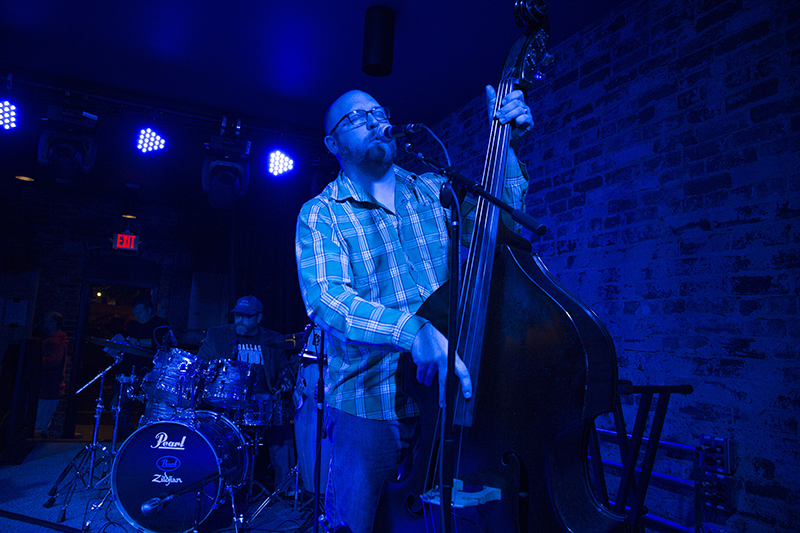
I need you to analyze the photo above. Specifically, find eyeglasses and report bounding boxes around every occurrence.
[329,106,390,134]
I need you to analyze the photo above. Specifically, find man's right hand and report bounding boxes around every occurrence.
[411,323,473,408]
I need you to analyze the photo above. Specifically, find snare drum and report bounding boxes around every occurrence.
[202,359,253,409]
[241,395,292,427]
[112,411,247,533]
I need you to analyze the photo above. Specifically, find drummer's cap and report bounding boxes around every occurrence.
[231,295,262,315]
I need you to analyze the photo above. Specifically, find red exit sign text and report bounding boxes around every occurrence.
[113,233,139,250]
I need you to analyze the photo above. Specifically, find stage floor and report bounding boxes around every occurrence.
[0,435,318,533]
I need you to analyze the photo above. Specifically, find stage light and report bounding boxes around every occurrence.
[1,100,16,130]
[268,150,294,176]
[137,128,166,153]
[37,105,98,183]
[202,130,251,209]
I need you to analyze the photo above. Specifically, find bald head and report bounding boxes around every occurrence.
[324,90,380,136]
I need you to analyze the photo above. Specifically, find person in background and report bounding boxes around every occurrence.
[35,311,68,438]
[198,295,297,493]
[109,294,169,440]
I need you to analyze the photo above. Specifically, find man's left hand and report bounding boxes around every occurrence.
[485,85,534,148]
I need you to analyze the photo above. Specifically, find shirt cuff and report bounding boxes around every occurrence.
[396,314,430,353]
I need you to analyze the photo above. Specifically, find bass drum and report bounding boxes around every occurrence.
[112,411,248,533]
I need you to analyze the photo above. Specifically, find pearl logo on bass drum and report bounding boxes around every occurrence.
[150,432,187,450]
[156,456,181,471]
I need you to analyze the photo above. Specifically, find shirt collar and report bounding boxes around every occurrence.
[330,165,417,203]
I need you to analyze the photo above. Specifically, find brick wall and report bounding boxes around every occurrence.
[401,0,798,530]
[0,180,182,436]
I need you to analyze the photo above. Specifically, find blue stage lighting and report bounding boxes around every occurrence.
[137,128,166,152]
[268,150,294,176]
[1,100,17,130]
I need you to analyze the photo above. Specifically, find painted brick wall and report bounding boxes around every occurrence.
[401,0,798,530]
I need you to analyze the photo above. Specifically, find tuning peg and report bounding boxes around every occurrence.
[541,52,555,66]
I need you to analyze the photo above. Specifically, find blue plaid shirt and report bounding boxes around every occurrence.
[295,164,528,420]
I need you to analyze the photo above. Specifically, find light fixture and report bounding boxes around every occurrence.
[202,119,251,209]
[1,100,17,130]
[136,128,166,153]
[37,104,98,183]
[268,150,294,176]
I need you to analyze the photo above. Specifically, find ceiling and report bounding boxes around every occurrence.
[0,0,623,140]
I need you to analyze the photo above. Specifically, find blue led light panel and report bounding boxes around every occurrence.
[268,150,294,176]
[137,128,166,152]
[1,101,17,130]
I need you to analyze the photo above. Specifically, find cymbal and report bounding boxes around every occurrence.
[86,336,154,357]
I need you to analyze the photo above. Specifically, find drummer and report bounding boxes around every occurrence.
[104,294,170,440]
[197,295,297,493]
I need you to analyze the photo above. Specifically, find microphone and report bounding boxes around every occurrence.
[140,497,163,515]
[376,123,424,143]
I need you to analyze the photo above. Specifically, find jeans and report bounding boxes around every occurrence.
[35,399,60,434]
[325,406,419,533]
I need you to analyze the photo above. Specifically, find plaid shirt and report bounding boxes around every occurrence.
[295,164,528,420]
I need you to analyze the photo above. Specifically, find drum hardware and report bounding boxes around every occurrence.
[242,464,301,530]
[82,488,115,531]
[277,323,315,350]
[239,428,266,504]
[43,353,126,522]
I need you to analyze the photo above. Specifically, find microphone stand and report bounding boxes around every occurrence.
[140,466,237,515]
[405,142,547,533]
[439,183,460,533]
[314,330,326,533]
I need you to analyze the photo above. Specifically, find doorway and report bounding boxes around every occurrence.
[65,283,158,442]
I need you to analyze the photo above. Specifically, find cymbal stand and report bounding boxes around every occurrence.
[242,429,265,504]
[43,356,122,522]
[111,364,135,452]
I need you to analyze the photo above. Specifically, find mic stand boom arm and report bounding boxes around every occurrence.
[404,143,547,237]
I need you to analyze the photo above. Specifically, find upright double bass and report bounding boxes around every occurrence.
[375,2,630,531]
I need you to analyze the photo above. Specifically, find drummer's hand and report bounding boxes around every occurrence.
[411,323,472,408]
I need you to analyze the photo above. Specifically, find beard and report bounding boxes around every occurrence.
[340,138,396,173]
[235,324,255,336]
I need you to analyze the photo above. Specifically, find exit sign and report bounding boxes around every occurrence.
[113,233,139,251]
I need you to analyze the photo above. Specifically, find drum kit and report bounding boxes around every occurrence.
[45,326,328,533]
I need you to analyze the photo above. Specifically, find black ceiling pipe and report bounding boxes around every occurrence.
[362,5,396,77]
